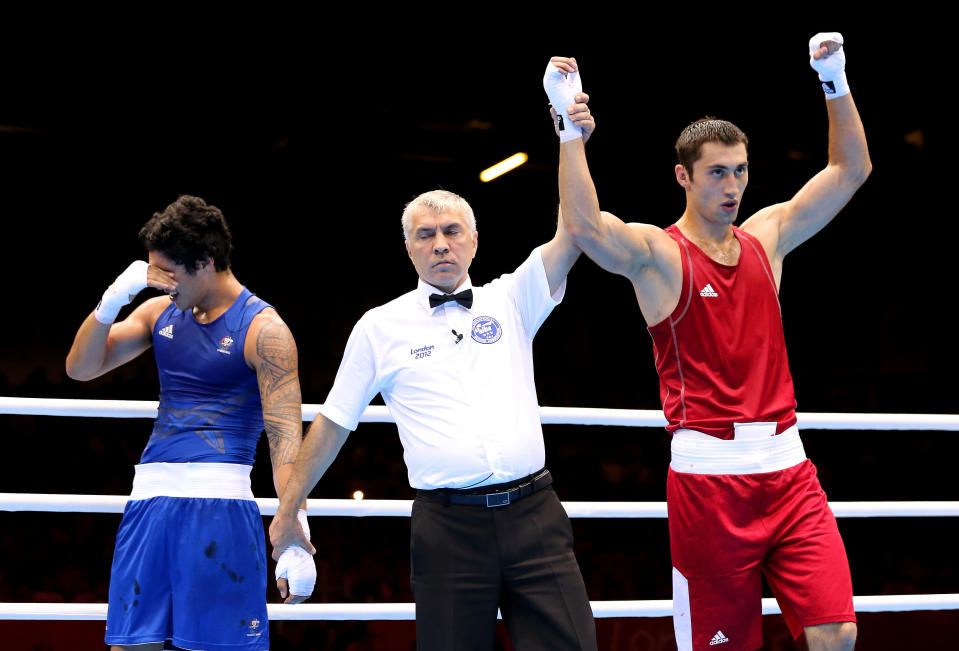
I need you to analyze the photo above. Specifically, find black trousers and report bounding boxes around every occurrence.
[410,484,597,651]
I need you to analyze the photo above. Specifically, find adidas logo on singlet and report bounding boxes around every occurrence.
[709,630,729,645]
[158,324,174,339]
[699,283,718,298]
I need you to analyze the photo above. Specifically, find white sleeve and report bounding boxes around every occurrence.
[498,244,566,340]
[318,315,382,431]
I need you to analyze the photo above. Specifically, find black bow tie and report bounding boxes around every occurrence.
[429,289,473,309]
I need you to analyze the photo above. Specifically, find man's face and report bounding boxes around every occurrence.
[680,141,749,225]
[148,250,210,310]
[405,208,478,293]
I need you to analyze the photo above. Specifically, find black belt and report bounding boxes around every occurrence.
[416,468,552,508]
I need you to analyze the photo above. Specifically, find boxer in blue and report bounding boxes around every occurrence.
[67,195,314,650]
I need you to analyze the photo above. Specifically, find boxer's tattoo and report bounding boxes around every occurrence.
[255,318,302,468]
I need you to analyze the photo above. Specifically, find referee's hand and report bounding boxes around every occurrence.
[269,512,316,559]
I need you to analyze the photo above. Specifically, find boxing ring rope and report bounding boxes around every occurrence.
[4,594,959,621]
[4,494,959,518]
[5,397,959,430]
[2,396,958,621]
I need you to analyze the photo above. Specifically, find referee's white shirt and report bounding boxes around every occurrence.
[320,246,565,490]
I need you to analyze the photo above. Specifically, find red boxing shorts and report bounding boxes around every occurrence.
[668,426,855,651]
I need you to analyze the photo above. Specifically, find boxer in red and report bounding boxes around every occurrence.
[545,32,870,651]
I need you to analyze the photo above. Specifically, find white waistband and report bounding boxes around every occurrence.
[670,424,806,475]
[130,462,254,500]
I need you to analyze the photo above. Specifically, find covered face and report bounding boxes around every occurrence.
[147,250,214,311]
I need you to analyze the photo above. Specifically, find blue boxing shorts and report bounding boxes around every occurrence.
[106,463,269,650]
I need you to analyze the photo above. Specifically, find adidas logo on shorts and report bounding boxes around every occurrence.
[709,630,729,645]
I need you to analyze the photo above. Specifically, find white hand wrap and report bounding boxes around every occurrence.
[543,60,583,143]
[94,260,149,324]
[808,32,849,99]
[275,509,316,598]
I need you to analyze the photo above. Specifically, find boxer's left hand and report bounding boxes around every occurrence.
[276,545,316,604]
[808,32,849,98]
[809,32,845,78]
[273,509,316,604]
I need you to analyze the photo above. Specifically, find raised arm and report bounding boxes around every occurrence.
[538,58,595,294]
[540,204,582,295]
[66,261,177,380]
[559,140,662,278]
[545,57,668,282]
[742,33,872,267]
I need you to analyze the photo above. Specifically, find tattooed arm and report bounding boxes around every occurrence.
[247,308,313,603]
[245,309,303,499]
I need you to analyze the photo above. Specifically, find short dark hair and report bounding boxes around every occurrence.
[675,118,749,179]
[139,195,232,274]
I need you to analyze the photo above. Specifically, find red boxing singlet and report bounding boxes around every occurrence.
[648,224,797,439]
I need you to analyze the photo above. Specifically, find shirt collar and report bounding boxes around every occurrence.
[416,276,474,313]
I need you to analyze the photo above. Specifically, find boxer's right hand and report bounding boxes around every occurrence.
[550,91,595,144]
[544,57,584,143]
[146,264,178,296]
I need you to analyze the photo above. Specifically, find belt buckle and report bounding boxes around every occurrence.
[486,491,510,508]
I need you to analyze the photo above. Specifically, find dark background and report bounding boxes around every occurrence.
[1,20,956,650]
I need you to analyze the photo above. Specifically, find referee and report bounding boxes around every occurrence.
[271,179,599,647]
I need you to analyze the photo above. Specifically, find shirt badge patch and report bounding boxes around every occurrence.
[471,316,502,344]
[217,336,234,355]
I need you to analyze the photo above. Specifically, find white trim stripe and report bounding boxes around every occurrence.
[673,238,695,325]
[740,234,781,315]
[669,319,688,427]
[668,238,696,427]
[672,567,693,650]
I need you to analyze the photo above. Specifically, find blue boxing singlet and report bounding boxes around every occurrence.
[140,287,271,465]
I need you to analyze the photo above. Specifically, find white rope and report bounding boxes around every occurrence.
[3,594,957,621]
[0,397,158,419]
[3,397,958,430]
[3,397,958,623]
[3,494,959,518]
